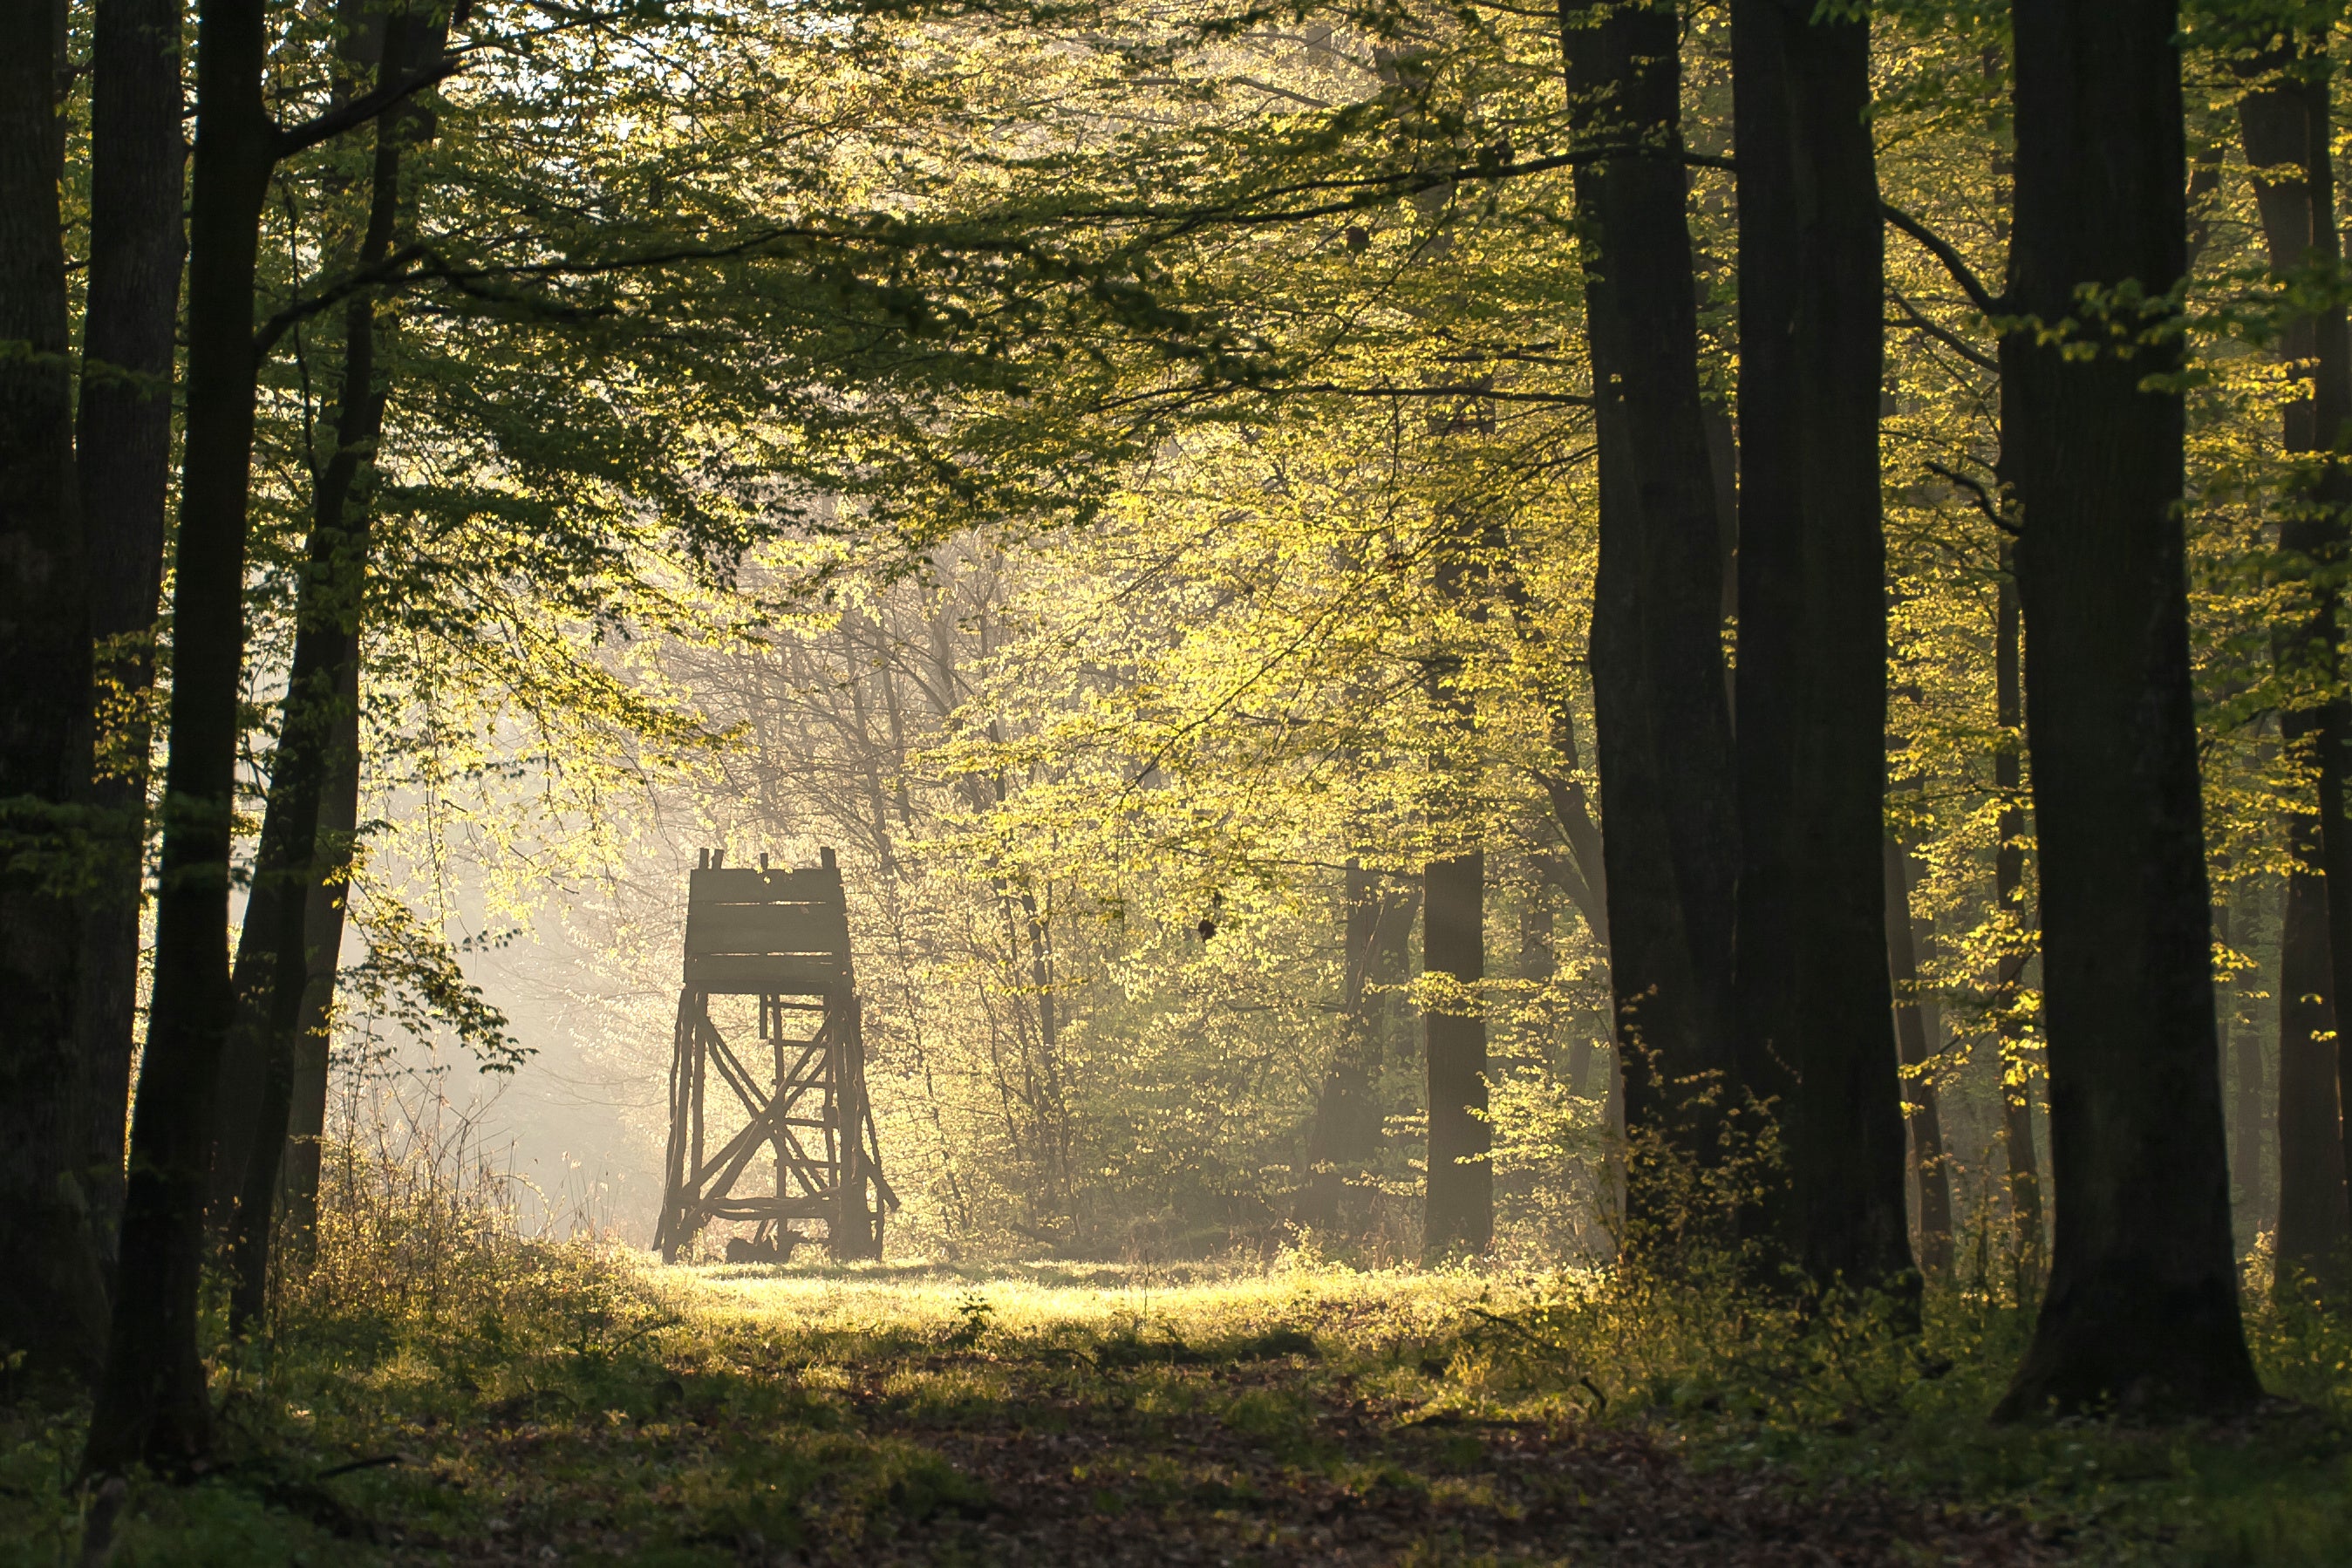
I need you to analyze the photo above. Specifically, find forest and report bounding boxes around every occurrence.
[10,0,2352,1559]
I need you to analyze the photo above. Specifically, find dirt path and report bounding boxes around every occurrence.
[832,1355,2062,1565]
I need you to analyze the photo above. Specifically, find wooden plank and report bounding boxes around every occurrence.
[702,1029,767,1118]
[686,901,849,958]
[685,952,844,994]
[690,866,841,905]
[689,1117,771,1198]
[704,1196,841,1222]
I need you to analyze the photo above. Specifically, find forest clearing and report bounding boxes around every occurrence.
[13,1231,2352,1566]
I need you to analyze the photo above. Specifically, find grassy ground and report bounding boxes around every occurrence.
[7,1247,2352,1565]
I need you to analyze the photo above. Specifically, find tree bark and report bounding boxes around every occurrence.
[1728,0,1912,1292]
[2236,38,2352,1288]
[2274,821,2348,1285]
[1993,555,2045,1279]
[1884,838,1954,1278]
[219,4,437,1331]
[1557,0,1741,1232]
[221,342,383,1331]
[1422,496,1494,1260]
[1301,860,1391,1236]
[2230,882,2270,1234]
[75,0,187,1258]
[1422,848,1490,1258]
[1994,0,2259,1417]
[0,0,109,1382]
[85,0,280,1474]
[281,652,360,1253]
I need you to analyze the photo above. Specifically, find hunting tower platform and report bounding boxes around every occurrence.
[655,847,896,1262]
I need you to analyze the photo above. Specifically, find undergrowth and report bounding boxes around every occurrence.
[9,1142,2352,1565]
[1456,1249,2352,1566]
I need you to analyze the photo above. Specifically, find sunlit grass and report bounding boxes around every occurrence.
[10,1232,2352,1564]
[668,1253,1510,1353]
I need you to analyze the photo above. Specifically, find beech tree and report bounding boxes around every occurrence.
[75,0,186,1256]
[0,0,110,1382]
[1728,0,1912,1292]
[2229,28,2352,1293]
[1558,0,1741,1231]
[1994,0,2258,1416]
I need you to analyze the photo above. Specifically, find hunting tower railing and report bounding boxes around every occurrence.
[655,847,896,1262]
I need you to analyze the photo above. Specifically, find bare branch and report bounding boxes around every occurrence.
[1882,202,2002,317]
[1921,459,2018,536]
[1889,287,1998,373]
[275,54,461,159]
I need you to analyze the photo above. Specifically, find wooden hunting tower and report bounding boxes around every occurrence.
[655,847,896,1262]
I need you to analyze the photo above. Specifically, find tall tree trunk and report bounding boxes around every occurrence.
[2274,825,2348,1285]
[2234,883,2270,1236]
[1994,0,2259,1417]
[221,344,382,1331]
[220,4,438,1332]
[1423,502,1493,1261]
[1981,52,2047,1288]
[208,0,377,1229]
[1374,876,1418,1094]
[1557,0,1741,1236]
[1728,0,1912,1292]
[2212,886,2236,1216]
[2237,38,2352,1289]
[1884,838,1954,1278]
[75,0,187,1258]
[1301,860,1388,1235]
[0,0,108,1381]
[1993,555,2045,1279]
[85,0,280,1474]
[1422,848,1490,1258]
[281,652,360,1254]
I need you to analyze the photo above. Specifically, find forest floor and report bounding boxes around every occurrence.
[9,1253,2352,1565]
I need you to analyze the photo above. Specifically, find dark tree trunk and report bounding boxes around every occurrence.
[2211,888,2236,1217]
[1728,0,1912,1292]
[2231,883,2271,1234]
[2274,826,2348,1285]
[222,365,383,1331]
[1565,1029,1596,1101]
[2237,40,2352,1285]
[1884,838,1954,1278]
[1423,849,1490,1258]
[1993,556,2045,1278]
[1422,499,1494,1260]
[1300,860,1393,1235]
[220,7,436,1327]
[282,652,360,1253]
[75,0,187,1258]
[0,0,108,1382]
[1520,881,1555,985]
[85,0,279,1474]
[211,0,378,1229]
[1558,0,1741,1229]
[1994,0,2259,1417]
